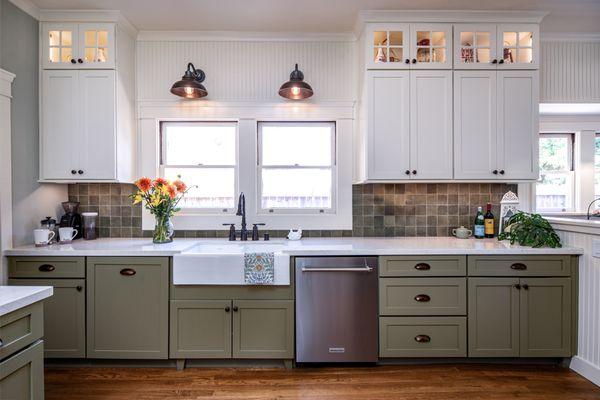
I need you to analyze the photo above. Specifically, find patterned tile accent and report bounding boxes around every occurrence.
[67,183,517,238]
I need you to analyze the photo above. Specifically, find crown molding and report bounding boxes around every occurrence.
[541,32,600,42]
[355,10,548,35]
[136,30,356,42]
[38,9,138,37]
[7,0,40,20]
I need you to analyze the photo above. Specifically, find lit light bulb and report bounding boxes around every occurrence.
[184,87,194,95]
[291,86,301,96]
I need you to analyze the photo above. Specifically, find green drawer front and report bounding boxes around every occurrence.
[0,302,43,361]
[468,255,571,277]
[0,340,44,400]
[379,256,466,277]
[379,317,467,358]
[379,278,466,316]
[9,257,85,279]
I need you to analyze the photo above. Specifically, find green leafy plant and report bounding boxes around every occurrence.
[498,211,562,248]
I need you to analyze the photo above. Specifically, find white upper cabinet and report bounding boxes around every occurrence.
[454,23,538,69]
[366,23,452,70]
[42,22,115,69]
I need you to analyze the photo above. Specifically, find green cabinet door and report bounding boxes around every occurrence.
[232,300,294,359]
[170,300,232,359]
[0,340,44,400]
[87,257,169,359]
[9,279,85,358]
[468,278,520,357]
[520,278,572,357]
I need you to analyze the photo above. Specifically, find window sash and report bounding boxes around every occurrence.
[536,170,575,212]
[538,133,573,173]
[257,122,337,214]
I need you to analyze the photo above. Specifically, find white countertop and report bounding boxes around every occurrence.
[3,237,583,256]
[0,286,53,317]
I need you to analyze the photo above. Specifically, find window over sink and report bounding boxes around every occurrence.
[536,133,574,213]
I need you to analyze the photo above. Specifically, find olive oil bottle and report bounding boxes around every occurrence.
[484,203,495,238]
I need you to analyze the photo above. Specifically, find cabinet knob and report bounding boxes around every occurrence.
[225,306,230,312]
[119,268,136,276]
[71,169,77,175]
[404,59,410,64]
[78,170,84,175]
[414,294,431,302]
[70,58,76,64]
[522,283,529,290]
[499,170,505,175]
[514,283,521,290]
[492,170,498,175]
[38,264,56,272]
[412,170,417,175]
[411,58,417,64]
[414,263,431,271]
[499,59,504,64]
[405,170,410,175]
[77,58,83,64]
[232,306,239,312]
[414,334,431,343]
[491,59,498,64]
[0,338,3,347]
[76,286,83,292]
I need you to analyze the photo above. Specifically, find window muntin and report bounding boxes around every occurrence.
[258,122,336,212]
[536,133,574,212]
[160,122,237,211]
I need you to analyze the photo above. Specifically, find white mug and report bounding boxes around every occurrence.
[59,227,78,243]
[34,229,55,247]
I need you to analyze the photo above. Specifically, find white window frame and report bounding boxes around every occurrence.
[536,133,575,213]
[256,121,337,215]
[159,121,239,215]
[595,132,600,203]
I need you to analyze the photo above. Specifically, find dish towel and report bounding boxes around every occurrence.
[244,252,275,284]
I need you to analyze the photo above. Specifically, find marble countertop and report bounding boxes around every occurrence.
[3,237,583,256]
[0,286,53,317]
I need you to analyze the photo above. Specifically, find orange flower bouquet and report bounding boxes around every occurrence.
[130,177,191,244]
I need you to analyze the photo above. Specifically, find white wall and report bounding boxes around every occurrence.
[555,226,600,387]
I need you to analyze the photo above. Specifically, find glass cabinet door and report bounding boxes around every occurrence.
[497,24,538,69]
[78,23,115,69]
[409,24,452,69]
[454,24,497,69]
[43,23,78,68]
[366,24,410,69]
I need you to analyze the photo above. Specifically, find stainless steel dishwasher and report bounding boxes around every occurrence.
[295,256,378,363]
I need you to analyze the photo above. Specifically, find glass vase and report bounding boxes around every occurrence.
[153,214,174,244]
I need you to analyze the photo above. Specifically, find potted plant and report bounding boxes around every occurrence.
[498,211,562,248]
[131,177,190,244]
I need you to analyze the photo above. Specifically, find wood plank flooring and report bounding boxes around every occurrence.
[45,364,600,400]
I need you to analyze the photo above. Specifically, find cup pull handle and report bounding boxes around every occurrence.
[414,263,431,271]
[415,335,431,343]
[120,268,136,276]
[414,294,431,302]
[510,263,527,270]
[38,264,55,272]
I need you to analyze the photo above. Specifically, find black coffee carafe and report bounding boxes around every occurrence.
[59,201,83,239]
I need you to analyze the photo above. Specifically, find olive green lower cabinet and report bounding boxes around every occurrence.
[87,257,169,359]
[0,340,44,400]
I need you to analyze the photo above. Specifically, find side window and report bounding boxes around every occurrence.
[536,133,574,212]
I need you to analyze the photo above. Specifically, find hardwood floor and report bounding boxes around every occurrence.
[45,364,600,400]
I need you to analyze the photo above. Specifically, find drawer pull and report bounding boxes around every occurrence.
[414,263,431,271]
[414,294,431,302]
[120,268,136,276]
[38,264,56,272]
[510,263,527,270]
[415,335,431,343]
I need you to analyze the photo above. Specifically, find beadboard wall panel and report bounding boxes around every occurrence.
[136,41,357,102]
[556,228,600,387]
[541,41,600,103]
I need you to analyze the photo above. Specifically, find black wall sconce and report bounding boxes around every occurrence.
[170,62,208,99]
[279,64,313,100]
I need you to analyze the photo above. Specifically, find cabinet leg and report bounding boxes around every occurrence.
[176,359,186,371]
[283,359,293,369]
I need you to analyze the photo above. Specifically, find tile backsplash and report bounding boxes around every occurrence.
[67,183,517,238]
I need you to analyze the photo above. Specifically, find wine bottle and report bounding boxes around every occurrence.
[474,206,485,239]
[484,203,495,238]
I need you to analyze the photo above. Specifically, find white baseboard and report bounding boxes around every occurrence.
[571,356,600,387]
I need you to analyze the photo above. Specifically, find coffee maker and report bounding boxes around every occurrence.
[59,201,83,239]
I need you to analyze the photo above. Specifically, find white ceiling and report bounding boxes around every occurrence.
[27,0,600,33]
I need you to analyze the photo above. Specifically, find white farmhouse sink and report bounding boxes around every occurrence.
[172,241,290,285]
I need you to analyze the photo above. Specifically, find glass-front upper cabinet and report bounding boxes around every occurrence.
[454,24,538,69]
[408,24,452,69]
[366,23,452,69]
[42,23,115,69]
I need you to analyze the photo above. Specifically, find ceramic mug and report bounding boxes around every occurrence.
[59,227,78,243]
[452,226,473,239]
[34,229,55,247]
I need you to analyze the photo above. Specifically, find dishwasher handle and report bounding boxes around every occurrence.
[301,266,374,273]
